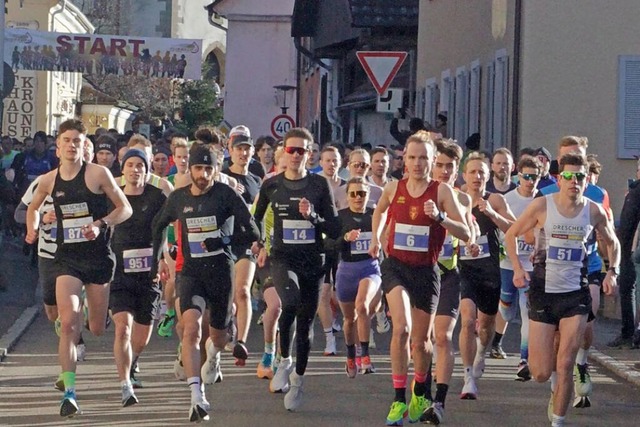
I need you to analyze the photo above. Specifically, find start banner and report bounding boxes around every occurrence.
[4,28,203,80]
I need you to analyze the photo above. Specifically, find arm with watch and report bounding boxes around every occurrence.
[429,182,471,242]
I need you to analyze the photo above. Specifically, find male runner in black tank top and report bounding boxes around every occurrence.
[253,127,340,411]
[26,119,132,418]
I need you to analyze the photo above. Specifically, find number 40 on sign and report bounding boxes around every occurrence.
[271,114,295,139]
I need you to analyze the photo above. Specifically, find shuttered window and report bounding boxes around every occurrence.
[454,66,468,142]
[493,49,509,150]
[425,78,438,127]
[469,60,481,136]
[618,56,640,159]
[484,61,495,152]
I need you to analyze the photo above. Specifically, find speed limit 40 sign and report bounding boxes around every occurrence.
[271,114,295,139]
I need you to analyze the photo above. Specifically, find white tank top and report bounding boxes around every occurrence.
[542,195,593,293]
[21,176,57,259]
[500,188,536,271]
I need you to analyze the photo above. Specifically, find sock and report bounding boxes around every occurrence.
[166,308,176,317]
[324,327,333,338]
[360,341,369,357]
[413,371,427,397]
[346,344,356,359]
[550,371,557,392]
[435,383,449,407]
[121,379,132,388]
[476,342,487,359]
[392,374,408,400]
[130,354,139,377]
[492,332,504,348]
[62,371,76,393]
[576,348,588,365]
[551,414,565,427]
[425,360,433,388]
[264,342,274,355]
[188,377,202,401]
[464,366,472,379]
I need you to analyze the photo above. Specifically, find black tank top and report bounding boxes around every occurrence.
[461,192,500,268]
[52,162,111,259]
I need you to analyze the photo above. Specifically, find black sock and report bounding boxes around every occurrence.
[394,387,406,403]
[492,332,503,348]
[413,380,426,397]
[425,360,433,389]
[435,383,449,407]
[360,341,369,357]
[347,344,356,359]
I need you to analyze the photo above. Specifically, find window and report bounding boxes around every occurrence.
[469,60,481,137]
[454,66,468,142]
[425,78,438,126]
[493,49,509,149]
[441,70,452,136]
[617,55,640,158]
[484,61,495,152]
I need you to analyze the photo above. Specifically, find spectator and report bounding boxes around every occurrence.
[1,135,21,171]
[389,108,426,145]
[255,135,277,175]
[306,142,322,173]
[390,144,405,180]
[535,147,556,189]
[94,134,121,177]
[434,112,448,137]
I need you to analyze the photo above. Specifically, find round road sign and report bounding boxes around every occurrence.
[271,114,295,139]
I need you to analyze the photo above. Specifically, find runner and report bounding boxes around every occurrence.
[109,148,166,406]
[368,131,470,425]
[505,152,619,427]
[329,177,381,377]
[253,127,340,411]
[458,152,516,400]
[499,155,543,381]
[420,138,476,425]
[26,119,132,418]
[150,144,259,422]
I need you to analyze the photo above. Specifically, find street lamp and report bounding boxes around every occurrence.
[273,84,296,115]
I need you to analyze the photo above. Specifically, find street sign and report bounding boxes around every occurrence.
[377,88,403,114]
[271,114,295,139]
[356,51,408,96]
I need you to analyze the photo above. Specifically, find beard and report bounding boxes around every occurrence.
[192,177,210,191]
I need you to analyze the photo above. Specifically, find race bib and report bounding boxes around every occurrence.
[350,231,372,255]
[548,238,584,264]
[186,216,222,258]
[439,235,455,260]
[459,235,490,260]
[282,219,315,244]
[123,248,153,273]
[393,223,429,252]
[59,202,91,244]
[517,238,534,256]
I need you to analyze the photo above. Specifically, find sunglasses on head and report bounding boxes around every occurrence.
[519,173,539,181]
[283,146,308,156]
[349,190,368,198]
[350,161,370,169]
[559,171,586,182]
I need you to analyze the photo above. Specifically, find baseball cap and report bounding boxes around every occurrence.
[120,148,149,173]
[231,134,253,148]
[229,125,251,139]
[535,147,552,161]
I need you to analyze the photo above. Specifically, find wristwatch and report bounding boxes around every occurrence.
[435,211,447,223]
[97,218,108,228]
[608,266,620,276]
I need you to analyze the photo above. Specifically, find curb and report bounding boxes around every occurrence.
[590,347,640,388]
[0,305,41,362]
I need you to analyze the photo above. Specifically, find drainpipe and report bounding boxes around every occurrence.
[325,60,343,141]
[510,0,522,155]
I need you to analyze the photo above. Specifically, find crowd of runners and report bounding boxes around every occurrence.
[0,119,624,426]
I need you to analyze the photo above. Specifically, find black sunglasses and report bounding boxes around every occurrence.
[349,190,368,198]
[519,173,539,181]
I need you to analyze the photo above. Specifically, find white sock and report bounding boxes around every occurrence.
[550,371,557,392]
[324,328,333,338]
[576,347,588,365]
[464,366,472,379]
[551,414,565,426]
[188,377,202,401]
[476,341,487,359]
[121,379,131,388]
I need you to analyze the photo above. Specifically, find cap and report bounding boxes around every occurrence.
[189,145,215,166]
[535,147,552,161]
[229,125,251,139]
[120,148,149,173]
[231,134,253,148]
[153,144,172,158]
[95,135,117,155]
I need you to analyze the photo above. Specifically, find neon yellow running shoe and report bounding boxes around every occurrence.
[386,401,408,426]
[408,381,431,423]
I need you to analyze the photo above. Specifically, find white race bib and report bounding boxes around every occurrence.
[123,248,153,273]
[393,223,429,252]
[282,219,315,244]
[350,231,372,255]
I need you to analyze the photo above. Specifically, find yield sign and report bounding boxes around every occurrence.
[356,51,408,95]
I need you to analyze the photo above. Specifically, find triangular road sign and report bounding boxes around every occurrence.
[356,51,408,95]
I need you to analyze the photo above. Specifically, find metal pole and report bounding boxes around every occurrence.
[0,1,6,132]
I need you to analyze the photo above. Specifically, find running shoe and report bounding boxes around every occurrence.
[472,353,485,379]
[385,401,408,426]
[324,334,337,356]
[54,374,65,392]
[376,311,391,334]
[573,395,591,408]
[270,357,292,393]
[130,373,143,389]
[60,390,81,418]
[157,313,176,337]
[355,344,362,370]
[256,313,264,325]
[574,364,592,397]
[408,380,430,423]
[122,385,138,407]
[225,320,237,351]
[189,398,210,423]
[76,343,86,362]
[345,357,358,378]
[489,344,507,359]
[420,401,444,425]
[284,372,304,411]
[201,339,223,385]
[548,392,554,422]
[54,317,61,338]
[132,358,140,374]
[370,329,377,349]
[174,343,186,381]
[233,342,249,366]
[460,376,477,400]
[516,360,531,382]
[360,355,376,374]
[257,353,274,379]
